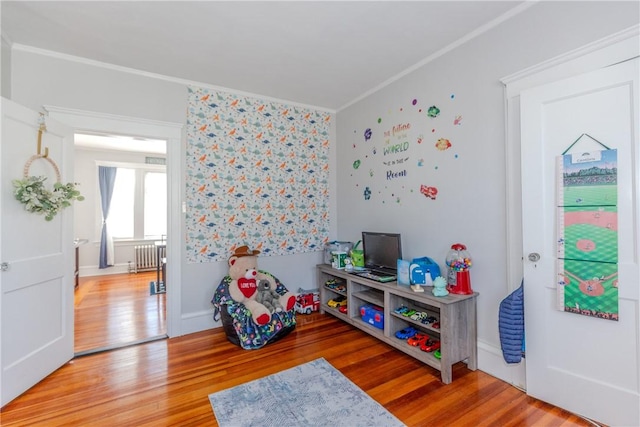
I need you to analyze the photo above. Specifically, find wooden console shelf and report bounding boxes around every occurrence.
[317,264,478,384]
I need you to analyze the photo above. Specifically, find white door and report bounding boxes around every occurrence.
[0,98,74,406]
[521,59,639,426]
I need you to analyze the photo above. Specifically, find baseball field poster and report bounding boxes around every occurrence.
[556,148,618,321]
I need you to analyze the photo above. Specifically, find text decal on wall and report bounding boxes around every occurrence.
[185,86,331,262]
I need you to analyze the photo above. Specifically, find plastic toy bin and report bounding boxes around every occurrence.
[360,304,384,329]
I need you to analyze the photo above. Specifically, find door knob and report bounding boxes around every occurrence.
[528,253,540,262]
[1,262,9,272]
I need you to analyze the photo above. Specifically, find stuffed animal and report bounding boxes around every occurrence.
[227,245,295,325]
[432,276,449,297]
[256,279,284,313]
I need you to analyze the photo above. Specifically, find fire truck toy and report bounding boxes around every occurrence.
[295,290,320,314]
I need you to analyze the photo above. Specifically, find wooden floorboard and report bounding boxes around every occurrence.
[1,312,598,426]
[74,271,166,353]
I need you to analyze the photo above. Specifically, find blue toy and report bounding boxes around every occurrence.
[410,257,441,281]
[432,276,449,297]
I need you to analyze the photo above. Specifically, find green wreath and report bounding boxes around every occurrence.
[13,155,84,221]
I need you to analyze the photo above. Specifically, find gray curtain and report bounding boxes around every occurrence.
[99,166,117,269]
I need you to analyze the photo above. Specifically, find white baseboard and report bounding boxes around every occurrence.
[79,263,131,277]
[477,339,526,390]
[180,309,219,336]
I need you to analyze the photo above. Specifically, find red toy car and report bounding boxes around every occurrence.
[339,305,347,314]
[420,339,441,353]
[407,333,428,347]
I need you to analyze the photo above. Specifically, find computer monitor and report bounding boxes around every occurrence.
[361,231,402,274]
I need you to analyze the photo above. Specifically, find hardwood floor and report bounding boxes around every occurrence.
[74,271,167,354]
[2,312,598,426]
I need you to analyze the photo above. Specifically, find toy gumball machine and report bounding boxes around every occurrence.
[445,243,473,295]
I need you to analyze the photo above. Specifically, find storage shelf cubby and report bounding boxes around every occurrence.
[317,264,478,384]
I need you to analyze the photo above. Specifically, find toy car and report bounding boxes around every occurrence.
[421,316,438,325]
[433,349,441,359]
[338,305,348,314]
[325,280,346,292]
[410,311,427,321]
[325,279,341,287]
[431,322,440,329]
[327,295,347,308]
[394,326,418,339]
[407,332,428,347]
[394,305,409,315]
[402,309,417,317]
[420,339,441,352]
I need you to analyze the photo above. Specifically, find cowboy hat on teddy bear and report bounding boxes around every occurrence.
[227,245,295,326]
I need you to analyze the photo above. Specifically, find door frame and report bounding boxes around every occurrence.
[44,105,184,338]
[500,24,640,389]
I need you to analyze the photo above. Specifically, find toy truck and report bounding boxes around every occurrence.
[295,291,320,314]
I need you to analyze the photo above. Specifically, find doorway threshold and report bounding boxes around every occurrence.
[74,334,168,358]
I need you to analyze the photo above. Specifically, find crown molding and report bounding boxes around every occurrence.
[12,43,336,114]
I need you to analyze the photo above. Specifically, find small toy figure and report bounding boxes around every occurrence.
[432,276,449,297]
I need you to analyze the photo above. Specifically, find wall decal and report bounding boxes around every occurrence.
[364,187,371,200]
[349,91,468,206]
[185,86,331,262]
[427,106,440,118]
[353,160,361,169]
[435,138,452,151]
[420,185,438,200]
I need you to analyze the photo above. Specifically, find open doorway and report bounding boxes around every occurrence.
[73,132,168,355]
[45,105,183,351]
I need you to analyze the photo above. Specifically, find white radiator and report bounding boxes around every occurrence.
[133,244,165,273]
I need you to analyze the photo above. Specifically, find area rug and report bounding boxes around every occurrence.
[208,358,405,427]
[149,281,166,295]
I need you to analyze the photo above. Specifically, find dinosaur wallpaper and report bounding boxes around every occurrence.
[185,87,332,262]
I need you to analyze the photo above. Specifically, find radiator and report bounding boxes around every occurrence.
[133,244,166,273]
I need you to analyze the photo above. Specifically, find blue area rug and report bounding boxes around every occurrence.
[149,281,165,295]
[208,358,405,427]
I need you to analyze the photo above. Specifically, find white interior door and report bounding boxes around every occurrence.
[520,59,639,426]
[1,98,74,406]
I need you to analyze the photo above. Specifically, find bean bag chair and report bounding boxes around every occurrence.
[212,271,296,349]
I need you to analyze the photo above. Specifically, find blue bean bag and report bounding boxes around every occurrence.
[212,271,296,350]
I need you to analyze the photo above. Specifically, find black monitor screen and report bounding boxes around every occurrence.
[362,231,402,273]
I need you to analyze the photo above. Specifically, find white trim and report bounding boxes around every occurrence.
[14,44,335,114]
[501,24,640,95]
[96,160,166,171]
[45,106,185,338]
[477,340,527,390]
[337,1,537,112]
[180,310,218,336]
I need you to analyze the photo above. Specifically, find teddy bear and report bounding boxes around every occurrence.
[256,279,284,313]
[227,245,295,326]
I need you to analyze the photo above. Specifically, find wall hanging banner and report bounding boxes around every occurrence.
[556,148,618,321]
[185,87,331,262]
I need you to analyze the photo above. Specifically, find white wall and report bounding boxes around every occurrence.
[336,1,639,381]
[9,49,335,335]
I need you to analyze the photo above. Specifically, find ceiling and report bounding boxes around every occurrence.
[2,1,527,112]
[2,1,526,153]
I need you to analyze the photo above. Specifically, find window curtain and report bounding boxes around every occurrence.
[99,166,117,269]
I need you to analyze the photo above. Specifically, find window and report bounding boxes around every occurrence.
[101,163,166,240]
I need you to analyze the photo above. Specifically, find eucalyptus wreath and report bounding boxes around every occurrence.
[12,176,84,221]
